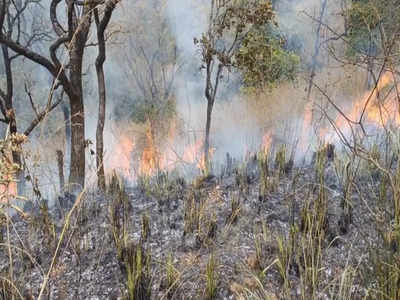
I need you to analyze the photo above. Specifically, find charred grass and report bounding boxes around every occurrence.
[2,139,400,299]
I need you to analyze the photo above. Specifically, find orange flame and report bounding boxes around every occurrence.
[335,72,399,129]
[304,72,400,146]
[262,131,272,154]
[0,180,17,200]
[300,101,314,149]
[183,138,207,170]
[108,134,135,179]
[139,126,158,176]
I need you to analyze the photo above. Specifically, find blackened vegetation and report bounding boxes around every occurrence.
[3,144,400,298]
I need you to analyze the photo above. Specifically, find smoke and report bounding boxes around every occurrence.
[163,0,320,167]
[3,0,381,201]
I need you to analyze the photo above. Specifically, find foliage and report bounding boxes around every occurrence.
[195,0,298,90]
[195,0,274,70]
[235,29,299,89]
[345,0,400,60]
[129,96,176,126]
[0,133,26,190]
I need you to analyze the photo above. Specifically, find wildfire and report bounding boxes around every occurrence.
[301,71,400,146]
[261,131,272,155]
[139,126,158,176]
[300,101,314,149]
[336,72,399,129]
[182,138,209,170]
[108,134,135,179]
[0,177,17,200]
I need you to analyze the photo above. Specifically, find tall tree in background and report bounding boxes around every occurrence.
[0,0,120,191]
[94,0,120,191]
[197,0,297,170]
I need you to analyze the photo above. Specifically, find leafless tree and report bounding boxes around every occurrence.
[0,0,120,191]
[94,0,120,191]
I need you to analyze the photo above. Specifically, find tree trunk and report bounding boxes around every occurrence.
[68,48,86,191]
[204,98,214,172]
[1,43,25,194]
[67,8,92,192]
[56,150,65,191]
[62,102,70,179]
[94,5,116,191]
[68,93,85,191]
[95,61,106,191]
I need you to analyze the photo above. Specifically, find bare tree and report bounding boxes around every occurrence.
[0,0,58,192]
[94,0,120,191]
[122,0,179,170]
[0,0,119,191]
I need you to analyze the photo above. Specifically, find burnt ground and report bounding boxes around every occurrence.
[0,152,394,299]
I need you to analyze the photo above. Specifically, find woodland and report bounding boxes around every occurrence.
[1,0,400,299]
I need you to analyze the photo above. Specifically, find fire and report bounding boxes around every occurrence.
[158,120,179,172]
[0,177,17,200]
[139,120,181,176]
[182,138,208,170]
[139,126,158,176]
[261,131,272,154]
[300,101,314,149]
[108,134,135,179]
[335,72,399,129]
[302,71,400,146]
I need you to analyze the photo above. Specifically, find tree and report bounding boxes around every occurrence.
[94,0,119,191]
[0,0,62,192]
[196,0,296,169]
[0,0,120,191]
[120,0,179,172]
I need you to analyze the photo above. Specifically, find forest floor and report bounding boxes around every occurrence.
[1,147,396,299]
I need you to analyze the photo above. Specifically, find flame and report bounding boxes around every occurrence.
[108,134,135,179]
[262,131,272,154]
[0,178,17,200]
[139,126,158,176]
[300,101,314,149]
[182,138,206,170]
[158,120,179,172]
[335,72,399,129]
[305,72,400,146]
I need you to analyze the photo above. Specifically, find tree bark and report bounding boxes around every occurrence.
[68,92,85,191]
[56,150,65,191]
[66,4,93,191]
[203,62,222,172]
[68,43,87,190]
[1,42,25,194]
[61,102,70,178]
[95,55,106,190]
[94,2,117,190]
[204,97,214,171]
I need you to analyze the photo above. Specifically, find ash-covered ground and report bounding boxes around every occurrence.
[1,149,393,299]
